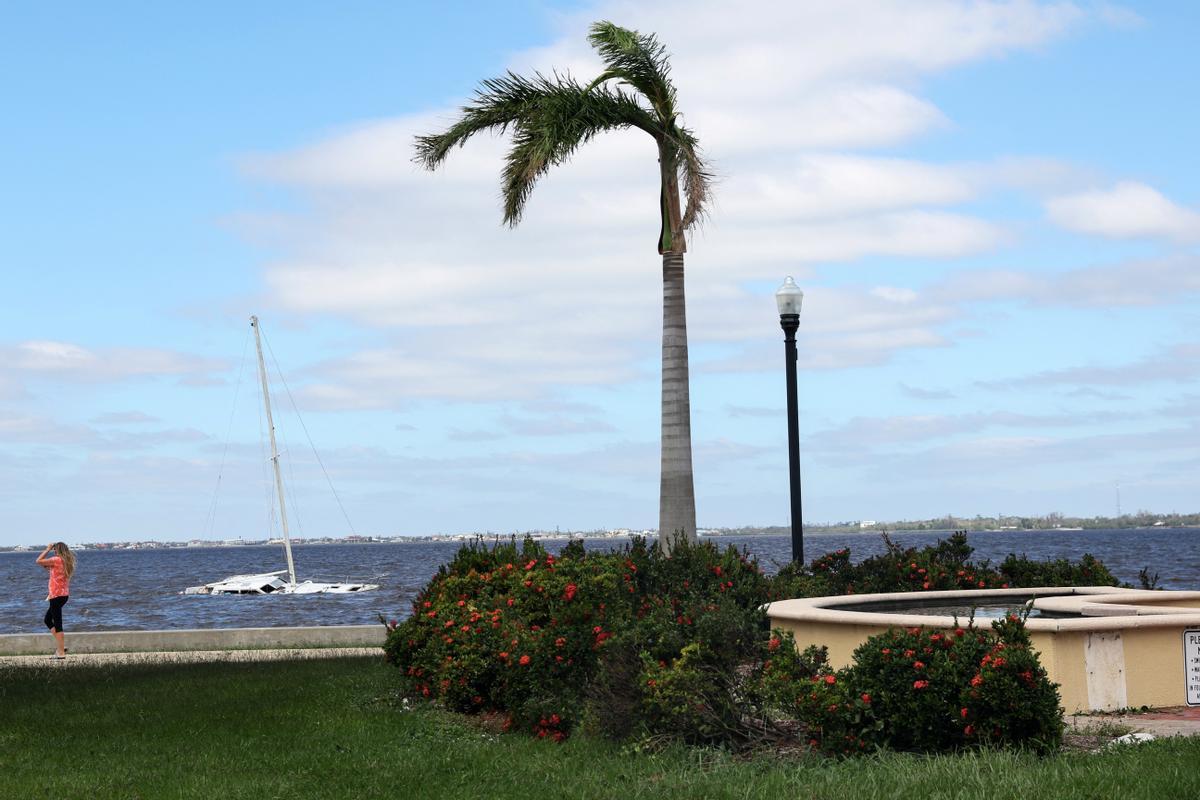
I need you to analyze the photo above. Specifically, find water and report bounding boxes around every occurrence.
[846,599,1056,620]
[3,528,1198,634]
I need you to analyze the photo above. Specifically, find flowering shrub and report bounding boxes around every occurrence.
[771,613,1063,755]
[386,533,1083,754]
[384,536,770,739]
[959,613,1064,751]
[998,552,1116,588]
[771,531,1117,599]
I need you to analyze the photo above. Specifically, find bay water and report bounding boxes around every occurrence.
[3,528,1198,634]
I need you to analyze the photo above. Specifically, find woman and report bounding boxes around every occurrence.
[36,542,75,659]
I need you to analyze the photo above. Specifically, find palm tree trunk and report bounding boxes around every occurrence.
[659,251,697,550]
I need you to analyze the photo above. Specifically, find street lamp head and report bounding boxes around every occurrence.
[775,276,804,317]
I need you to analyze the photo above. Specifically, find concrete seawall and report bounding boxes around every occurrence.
[0,625,386,656]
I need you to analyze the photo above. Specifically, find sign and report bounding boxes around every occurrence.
[1185,630,1200,706]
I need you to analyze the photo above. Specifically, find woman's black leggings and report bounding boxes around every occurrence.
[44,596,68,632]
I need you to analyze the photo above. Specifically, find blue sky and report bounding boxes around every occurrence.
[1,1,1197,545]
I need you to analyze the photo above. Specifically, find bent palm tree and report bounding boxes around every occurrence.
[415,21,711,547]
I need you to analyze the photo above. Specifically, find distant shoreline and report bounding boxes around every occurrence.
[3,524,1199,553]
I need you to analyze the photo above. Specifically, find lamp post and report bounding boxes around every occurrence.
[776,276,804,564]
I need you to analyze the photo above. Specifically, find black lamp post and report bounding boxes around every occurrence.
[776,276,804,564]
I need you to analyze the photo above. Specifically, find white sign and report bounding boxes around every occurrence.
[1185,630,1200,706]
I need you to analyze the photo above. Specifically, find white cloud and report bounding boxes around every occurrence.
[236,0,1112,407]
[977,342,1200,389]
[1046,181,1200,241]
[806,409,1134,454]
[91,411,161,425]
[0,341,227,384]
[931,254,1200,308]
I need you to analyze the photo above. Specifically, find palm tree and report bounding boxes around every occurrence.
[415,21,711,548]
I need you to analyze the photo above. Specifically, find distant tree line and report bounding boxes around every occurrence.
[716,510,1200,536]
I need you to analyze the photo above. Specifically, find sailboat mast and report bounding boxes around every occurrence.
[250,315,297,585]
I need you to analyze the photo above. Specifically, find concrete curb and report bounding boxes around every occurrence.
[0,625,386,656]
[0,647,383,669]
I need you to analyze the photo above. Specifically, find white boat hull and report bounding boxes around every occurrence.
[183,571,378,595]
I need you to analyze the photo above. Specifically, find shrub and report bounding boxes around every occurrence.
[384,535,770,740]
[959,613,1064,752]
[772,531,1116,600]
[782,613,1063,756]
[999,552,1117,588]
[387,533,1087,755]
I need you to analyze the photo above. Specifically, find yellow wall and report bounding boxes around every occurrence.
[774,618,1192,713]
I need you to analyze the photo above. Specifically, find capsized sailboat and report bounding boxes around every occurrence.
[183,316,378,596]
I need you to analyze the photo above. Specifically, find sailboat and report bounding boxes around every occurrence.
[183,316,379,596]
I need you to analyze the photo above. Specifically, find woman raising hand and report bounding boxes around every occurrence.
[36,542,75,659]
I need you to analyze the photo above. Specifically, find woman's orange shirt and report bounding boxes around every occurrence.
[46,556,70,598]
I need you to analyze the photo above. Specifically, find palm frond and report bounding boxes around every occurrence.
[415,21,711,245]
[587,21,676,115]
[414,71,555,170]
[499,81,658,225]
[668,126,712,230]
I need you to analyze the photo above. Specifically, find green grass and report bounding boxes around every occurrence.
[2,656,1199,799]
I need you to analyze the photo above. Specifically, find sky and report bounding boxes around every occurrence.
[1,1,1197,545]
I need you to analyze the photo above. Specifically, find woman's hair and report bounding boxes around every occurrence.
[53,542,76,580]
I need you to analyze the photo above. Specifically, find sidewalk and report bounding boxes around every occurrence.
[1068,706,1200,738]
[0,647,382,668]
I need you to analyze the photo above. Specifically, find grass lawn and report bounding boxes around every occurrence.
[3,655,1199,799]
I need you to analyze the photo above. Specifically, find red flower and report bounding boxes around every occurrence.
[563,583,578,601]
[457,600,466,607]
[913,680,929,690]
[507,598,514,607]
[970,674,983,687]
[555,637,566,648]
[499,651,509,659]
[964,724,975,736]
[824,675,836,685]
[768,636,781,652]
[861,693,872,704]
[954,628,965,637]
[519,655,531,666]
[960,707,969,718]
[913,661,925,670]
